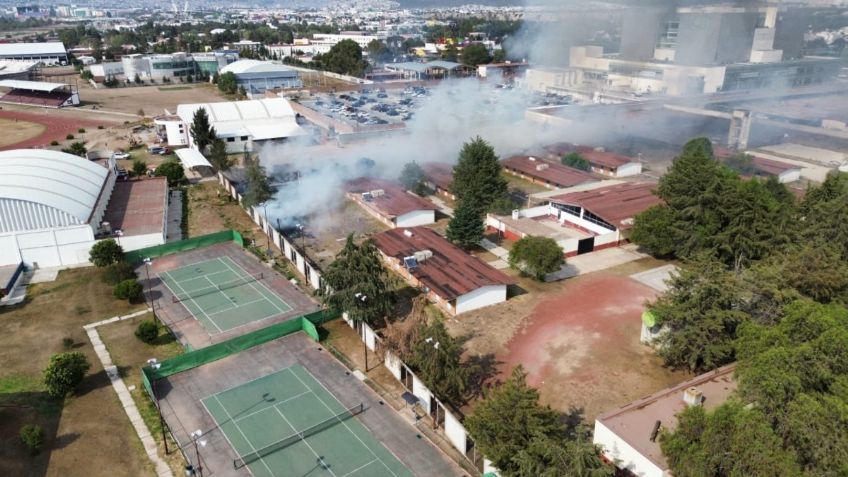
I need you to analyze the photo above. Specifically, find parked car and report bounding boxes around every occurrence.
[147,146,170,155]
[116,168,129,181]
[111,150,130,160]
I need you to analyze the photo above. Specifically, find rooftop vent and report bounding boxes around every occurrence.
[370,189,385,197]
[403,229,414,237]
[512,209,520,220]
[536,163,549,171]
[528,156,536,161]
[683,387,703,407]
[362,192,373,202]
[413,250,433,262]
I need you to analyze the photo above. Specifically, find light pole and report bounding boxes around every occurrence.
[424,337,440,428]
[147,359,169,454]
[262,202,272,257]
[143,258,159,325]
[189,429,206,477]
[354,292,369,371]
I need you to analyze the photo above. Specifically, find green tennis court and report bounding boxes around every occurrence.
[159,257,292,334]
[202,365,413,477]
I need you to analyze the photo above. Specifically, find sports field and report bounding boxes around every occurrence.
[159,256,292,334]
[202,365,413,477]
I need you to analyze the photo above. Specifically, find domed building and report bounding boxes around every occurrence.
[219,59,301,94]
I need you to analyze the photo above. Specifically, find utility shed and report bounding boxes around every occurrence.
[372,227,515,315]
[345,178,436,229]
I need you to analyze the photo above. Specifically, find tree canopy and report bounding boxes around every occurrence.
[461,43,492,66]
[154,161,187,187]
[407,319,472,407]
[319,39,368,77]
[446,198,485,249]
[508,235,564,280]
[207,139,233,172]
[241,154,273,209]
[451,136,508,212]
[89,239,124,267]
[560,152,591,171]
[217,71,237,94]
[399,161,425,194]
[190,107,216,152]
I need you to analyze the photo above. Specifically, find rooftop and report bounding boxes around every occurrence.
[372,227,515,301]
[176,98,306,140]
[489,213,590,241]
[544,143,636,169]
[751,156,801,176]
[346,178,436,219]
[549,182,661,230]
[502,155,596,188]
[220,59,298,76]
[421,162,454,191]
[0,42,66,56]
[597,364,737,472]
[103,178,168,236]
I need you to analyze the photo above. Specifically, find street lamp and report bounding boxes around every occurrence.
[262,203,272,257]
[142,258,159,325]
[147,358,169,454]
[296,223,306,251]
[354,292,370,371]
[188,430,207,477]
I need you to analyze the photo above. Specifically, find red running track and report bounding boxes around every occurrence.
[0,109,103,151]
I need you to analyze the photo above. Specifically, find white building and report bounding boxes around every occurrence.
[219,60,301,94]
[173,98,307,153]
[0,42,67,65]
[312,32,386,48]
[372,227,514,316]
[594,364,737,477]
[0,150,166,268]
[345,178,437,229]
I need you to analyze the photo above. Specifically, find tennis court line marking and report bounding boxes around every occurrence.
[291,369,400,477]
[201,367,301,403]
[212,394,276,477]
[205,297,270,317]
[232,389,313,425]
[159,270,223,334]
[273,406,339,477]
[178,269,232,287]
[218,257,291,314]
[204,275,239,308]
[340,459,378,477]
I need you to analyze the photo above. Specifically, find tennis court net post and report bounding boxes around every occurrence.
[233,402,365,469]
[171,272,264,303]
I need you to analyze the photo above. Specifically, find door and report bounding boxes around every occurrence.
[577,237,595,255]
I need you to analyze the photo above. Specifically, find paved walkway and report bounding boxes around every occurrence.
[428,196,454,216]
[166,190,182,242]
[479,238,510,269]
[84,308,174,477]
[545,244,648,281]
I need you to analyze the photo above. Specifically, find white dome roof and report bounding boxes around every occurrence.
[0,149,109,232]
[220,59,295,75]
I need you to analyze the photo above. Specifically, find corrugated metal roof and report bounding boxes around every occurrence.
[346,178,436,219]
[0,42,66,56]
[502,155,597,188]
[0,149,109,232]
[175,148,212,169]
[0,79,68,92]
[549,182,661,230]
[220,59,297,76]
[176,98,306,140]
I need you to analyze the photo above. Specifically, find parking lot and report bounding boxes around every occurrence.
[300,86,430,127]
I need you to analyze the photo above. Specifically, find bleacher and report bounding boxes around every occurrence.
[1,88,71,107]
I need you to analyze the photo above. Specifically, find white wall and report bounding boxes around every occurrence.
[395,209,435,228]
[615,162,643,177]
[0,225,95,268]
[551,204,616,235]
[113,233,165,252]
[593,420,665,477]
[455,284,507,314]
[163,121,188,146]
[778,169,801,184]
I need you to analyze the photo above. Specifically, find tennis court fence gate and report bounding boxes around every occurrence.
[340,314,495,476]
[219,172,325,293]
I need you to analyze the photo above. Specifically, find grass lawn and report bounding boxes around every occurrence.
[0,267,154,477]
[99,314,185,475]
[157,86,192,91]
[0,117,46,148]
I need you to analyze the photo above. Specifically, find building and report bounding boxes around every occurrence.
[0,60,38,80]
[0,150,166,268]
[544,143,643,177]
[372,227,514,315]
[714,147,802,183]
[421,162,455,199]
[120,52,237,82]
[593,364,737,477]
[477,61,529,82]
[0,80,80,108]
[227,40,262,52]
[487,182,661,257]
[0,42,67,65]
[219,60,301,94]
[384,61,473,80]
[501,155,597,189]
[525,67,583,96]
[170,98,307,153]
[100,178,169,251]
[345,178,436,229]
[312,32,387,49]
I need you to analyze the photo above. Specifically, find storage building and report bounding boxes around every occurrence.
[345,178,436,228]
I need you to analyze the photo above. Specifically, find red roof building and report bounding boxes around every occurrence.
[345,178,436,229]
[501,155,597,189]
[548,182,661,232]
[545,143,643,177]
[372,227,514,315]
[421,162,455,199]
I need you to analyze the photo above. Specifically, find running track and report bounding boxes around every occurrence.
[0,109,103,151]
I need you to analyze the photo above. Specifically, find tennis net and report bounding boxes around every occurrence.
[233,402,365,469]
[171,272,264,303]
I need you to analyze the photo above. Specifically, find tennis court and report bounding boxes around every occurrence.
[159,256,293,334]
[202,365,413,477]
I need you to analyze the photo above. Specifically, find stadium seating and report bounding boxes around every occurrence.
[1,89,71,108]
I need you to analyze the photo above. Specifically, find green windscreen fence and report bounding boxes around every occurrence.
[141,309,339,396]
[125,230,244,264]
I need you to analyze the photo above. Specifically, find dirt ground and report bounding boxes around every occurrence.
[298,200,389,269]
[0,108,105,151]
[445,257,686,421]
[77,82,223,116]
[0,267,154,477]
[97,314,186,476]
[0,117,45,147]
[186,181,266,243]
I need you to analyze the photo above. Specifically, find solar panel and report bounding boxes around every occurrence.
[403,256,418,270]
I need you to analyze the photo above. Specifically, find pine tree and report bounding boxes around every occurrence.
[207,138,232,172]
[446,199,484,249]
[242,154,273,208]
[190,108,216,152]
[451,137,508,212]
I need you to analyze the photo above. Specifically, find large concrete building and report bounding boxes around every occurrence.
[219,60,301,94]
[89,52,238,82]
[0,42,67,65]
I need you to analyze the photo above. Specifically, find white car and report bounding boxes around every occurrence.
[112,151,130,160]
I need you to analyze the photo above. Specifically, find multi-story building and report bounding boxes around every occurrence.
[88,52,238,82]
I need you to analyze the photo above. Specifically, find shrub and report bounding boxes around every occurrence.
[19,424,44,455]
[62,337,74,349]
[43,352,90,399]
[77,128,85,133]
[102,262,136,285]
[97,125,104,130]
[113,279,143,302]
[89,239,124,267]
[50,140,59,146]
[135,320,158,344]
[65,133,74,140]
[508,235,565,280]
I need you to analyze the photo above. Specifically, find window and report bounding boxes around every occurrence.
[240,136,249,141]
[226,137,235,142]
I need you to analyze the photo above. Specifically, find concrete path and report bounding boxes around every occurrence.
[84,308,174,477]
[428,196,454,216]
[545,244,648,281]
[479,238,509,259]
[630,264,678,292]
[166,190,182,242]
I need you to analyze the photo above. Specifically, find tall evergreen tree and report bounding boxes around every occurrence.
[190,108,216,152]
[407,319,471,407]
[242,154,273,208]
[207,138,232,172]
[451,137,508,212]
[446,199,484,249]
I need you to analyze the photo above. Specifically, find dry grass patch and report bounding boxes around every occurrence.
[0,117,46,147]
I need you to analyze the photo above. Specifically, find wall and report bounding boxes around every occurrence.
[395,209,435,228]
[615,162,643,177]
[114,232,165,252]
[455,284,507,314]
[593,420,665,477]
[0,224,95,268]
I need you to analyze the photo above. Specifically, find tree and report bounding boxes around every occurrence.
[461,43,492,66]
[441,43,459,62]
[217,71,237,94]
[113,278,143,301]
[89,239,124,267]
[43,352,91,399]
[451,136,508,212]
[207,138,233,172]
[322,236,393,368]
[61,141,87,157]
[190,107,216,152]
[446,199,484,249]
[630,205,677,258]
[560,152,590,171]
[723,152,758,176]
[649,254,746,372]
[154,161,187,187]
[492,48,507,63]
[508,236,564,280]
[660,402,801,477]
[399,161,425,193]
[101,262,136,285]
[321,39,368,77]
[135,320,158,344]
[407,319,472,406]
[131,159,147,178]
[514,430,613,477]
[242,154,273,209]
[19,424,45,455]
[365,39,391,63]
